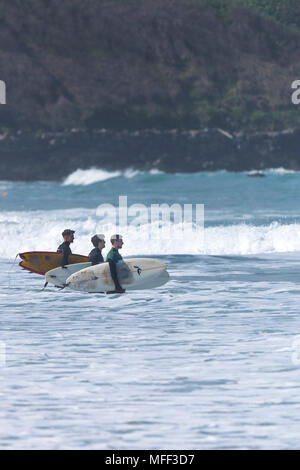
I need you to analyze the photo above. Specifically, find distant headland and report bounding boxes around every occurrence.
[1,0,300,179]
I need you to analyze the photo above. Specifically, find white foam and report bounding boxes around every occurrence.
[267,168,296,175]
[63,168,121,185]
[204,222,300,255]
[2,209,300,258]
[62,167,166,185]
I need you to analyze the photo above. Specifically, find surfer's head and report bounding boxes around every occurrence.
[62,229,75,243]
[91,234,106,249]
[110,234,123,249]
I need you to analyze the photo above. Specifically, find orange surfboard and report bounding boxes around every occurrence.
[19,251,89,275]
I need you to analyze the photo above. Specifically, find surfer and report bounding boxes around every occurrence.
[106,234,125,294]
[88,234,105,265]
[57,229,75,268]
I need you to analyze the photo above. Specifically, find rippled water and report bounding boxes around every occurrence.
[1,252,300,449]
[1,169,300,449]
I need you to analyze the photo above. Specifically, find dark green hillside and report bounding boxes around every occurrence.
[0,0,300,132]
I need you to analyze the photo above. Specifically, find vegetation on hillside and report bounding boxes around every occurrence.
[190,0,300,31]
[0,0,300,132]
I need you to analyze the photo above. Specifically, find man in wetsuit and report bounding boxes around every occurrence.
[88,234,105,265]
[106,234,125,293]
[57,229,75,268]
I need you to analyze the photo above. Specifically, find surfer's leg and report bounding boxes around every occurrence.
[108,260,125,293]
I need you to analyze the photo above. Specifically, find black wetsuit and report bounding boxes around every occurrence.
[57,241,72,267]
[88,248,104,265]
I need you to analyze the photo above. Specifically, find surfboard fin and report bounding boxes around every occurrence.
[41,281,48,291]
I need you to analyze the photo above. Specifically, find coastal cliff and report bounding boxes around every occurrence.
[1,128,300,180]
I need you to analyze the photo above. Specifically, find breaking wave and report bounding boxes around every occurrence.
[62,168,164,185]
[1,209,300,258]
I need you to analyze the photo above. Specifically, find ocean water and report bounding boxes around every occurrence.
[1,168,300,449]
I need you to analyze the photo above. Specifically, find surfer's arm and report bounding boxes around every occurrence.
[108,259,125,292]
[61,244,71,267]
[88,249,96,265]
[88,249,103,266]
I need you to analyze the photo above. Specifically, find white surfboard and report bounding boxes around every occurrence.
[66,258,169,292]
[45,262,92,287]
[133,269,169,290]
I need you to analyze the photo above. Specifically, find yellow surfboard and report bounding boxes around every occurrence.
[19,251,89,275]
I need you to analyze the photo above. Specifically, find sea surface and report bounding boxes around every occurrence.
[1,168,300,449]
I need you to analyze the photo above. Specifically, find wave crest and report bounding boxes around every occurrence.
[1,209,300,258]
[62,168,164,185]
